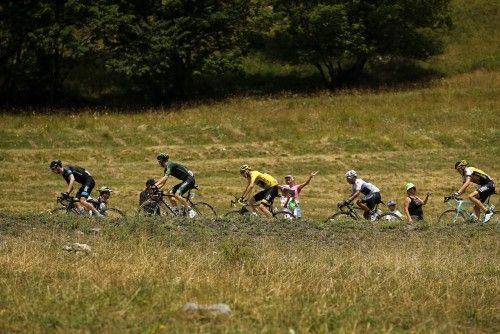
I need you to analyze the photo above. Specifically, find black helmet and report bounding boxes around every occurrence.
[49,160,62,169]
[157,153,169,161]
[146,178,156,187]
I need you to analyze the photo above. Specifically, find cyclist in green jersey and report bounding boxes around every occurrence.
[454,160,496,223]
[155,153,196,217]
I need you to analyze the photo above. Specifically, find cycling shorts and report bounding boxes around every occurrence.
[477,181,496,202]
[254,186,279,206]
[171,177,195,196]
[76,178,95,199]
[361,192,381,210]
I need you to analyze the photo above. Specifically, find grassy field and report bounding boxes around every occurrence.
[0,70,498,218]
[0,70,498,332]
[0,215,499,333]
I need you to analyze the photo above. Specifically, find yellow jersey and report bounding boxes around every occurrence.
[249,170,278,189]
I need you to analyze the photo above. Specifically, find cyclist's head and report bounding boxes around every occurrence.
[50,159,62,173]
[99,186,112,198]
[146,178,156,187]
[239,164,251,176]
[454,160,468,170]
[157,153,169,166]
[405,182,416,193]
[284,175,294,184]
[387,200,397,208]
[345,170,357,182]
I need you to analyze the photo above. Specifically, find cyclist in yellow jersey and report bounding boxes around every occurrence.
[238,165,279,218]
[454,160,496,222]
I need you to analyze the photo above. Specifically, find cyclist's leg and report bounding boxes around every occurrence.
[252,189,273,218]
[260,186,279,218]
[468,184,494,215]
[174,178,195,209]
[77,179,99,215]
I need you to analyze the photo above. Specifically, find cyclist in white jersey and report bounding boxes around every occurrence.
[340,170,382,220]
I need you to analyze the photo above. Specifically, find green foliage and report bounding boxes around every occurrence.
[256,0,452,87]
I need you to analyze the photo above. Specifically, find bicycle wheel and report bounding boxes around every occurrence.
[377,213,402,221]
[50,207,78,216]
[438,209,467,223]
[136,200,172,218]
[324,211,357,223]
[191,202,217,218]
[103,207,126,223]
[273,210,295,220]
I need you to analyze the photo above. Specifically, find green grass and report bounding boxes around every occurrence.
[0,215,499,333]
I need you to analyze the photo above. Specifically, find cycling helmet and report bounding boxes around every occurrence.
[387,200,397,207]
[98,186,112,194]
[49,160,62,169]
[146,178,156,187]
[345,170,357,178]
[239,164,251,173]
[454,160,468,169]
[157,153,169,161]
[284,175,294,180]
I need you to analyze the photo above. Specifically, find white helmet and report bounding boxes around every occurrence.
[345,170,357,178]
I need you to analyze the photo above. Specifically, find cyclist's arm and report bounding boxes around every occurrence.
[457,176,472,195]
[404,197,412,222]
[347,190,361,203]
[155,175,169,189]
[240,178,254,200]
[66,174,75,194]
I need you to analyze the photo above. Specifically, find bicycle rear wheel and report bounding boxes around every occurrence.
[438,209,467,223]
[192,202,217,218]
[325,211,357,223]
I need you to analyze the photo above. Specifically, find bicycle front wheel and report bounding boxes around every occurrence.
[438,209,467,224]
[136,200,172,218]
[377,213,403,221]
[50,207,78,216]
[325,211,357,223]
[192,202,217,218]
[273,210,295,220]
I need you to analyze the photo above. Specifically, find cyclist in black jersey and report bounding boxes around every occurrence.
[49,159,102,217]
[154,153,196,217]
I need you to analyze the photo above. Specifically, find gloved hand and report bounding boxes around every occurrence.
[452,192,460,198]
[237,197,246,205]
[61,192,69,198]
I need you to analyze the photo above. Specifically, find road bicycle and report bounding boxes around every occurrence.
[223,196,295,220]
[438,195,498,224]
[325,202,402,223]
[50,193,126,222]
[136,186,217,218]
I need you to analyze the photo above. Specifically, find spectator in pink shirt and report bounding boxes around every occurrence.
[280,171,318,219]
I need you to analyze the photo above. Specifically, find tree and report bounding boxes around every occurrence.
[103,0,251,101]
[0,0,114,103]
[259,0,451,88]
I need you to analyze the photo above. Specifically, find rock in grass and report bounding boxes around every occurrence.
[63,243,91,253]
[183,303,232,315]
